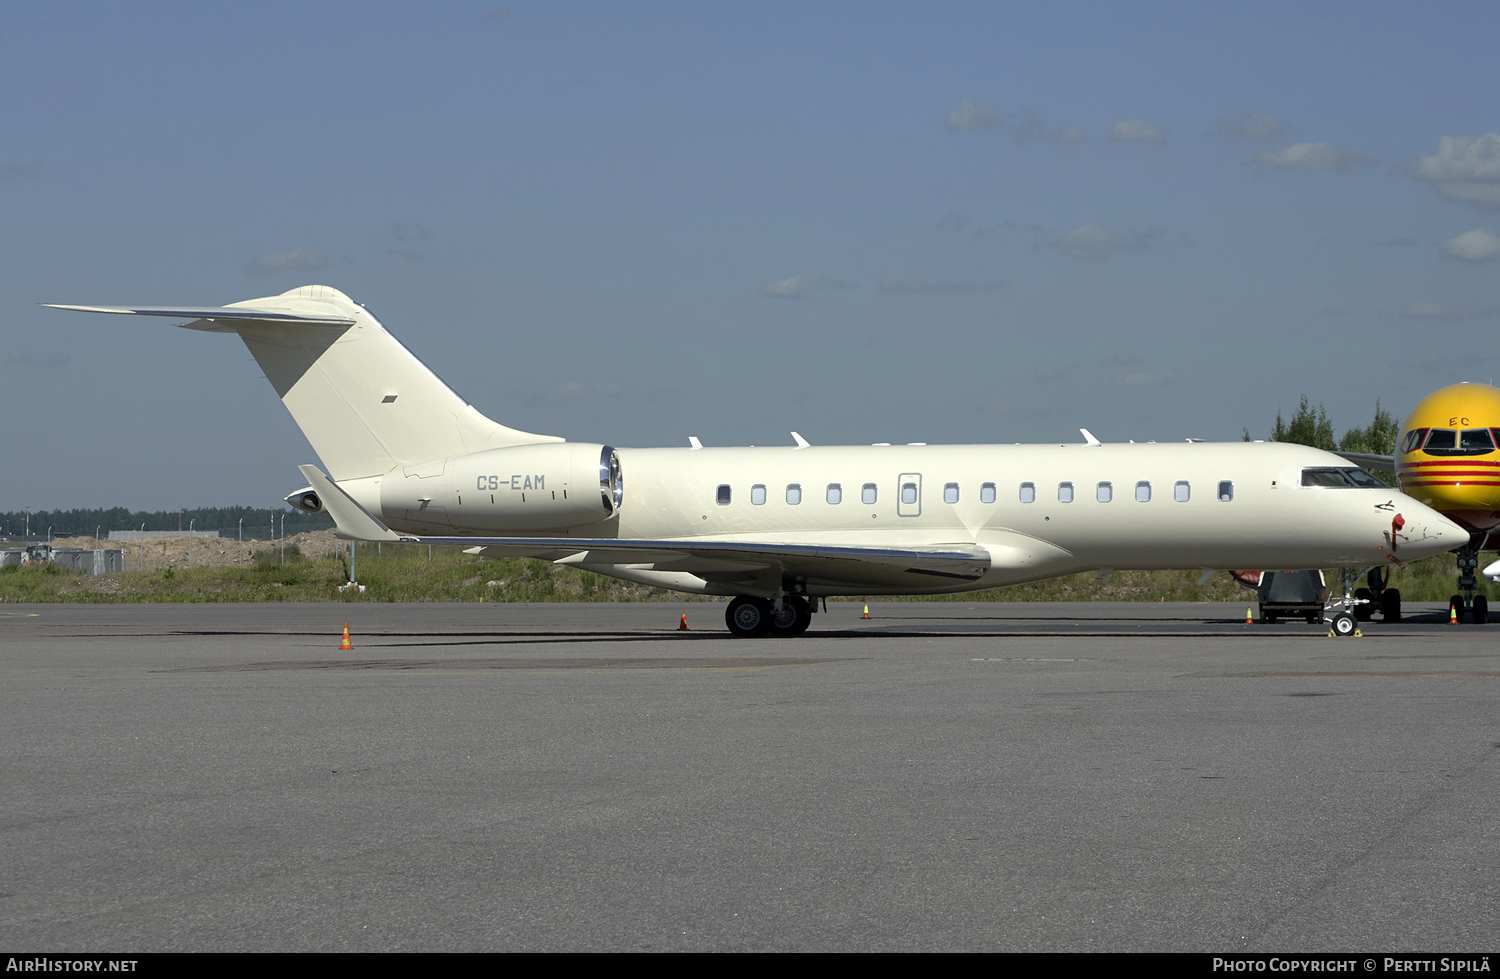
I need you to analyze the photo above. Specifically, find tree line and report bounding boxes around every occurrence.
[1246,395,1399,482]
[0,506,332,541]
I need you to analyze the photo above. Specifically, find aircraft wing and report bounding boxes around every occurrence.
[298,464,991,582]
[1335,451,1396,471]
[445,537,993,582]
[42,303,356,326]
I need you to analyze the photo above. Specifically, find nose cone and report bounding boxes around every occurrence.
[1392,498,1469,562]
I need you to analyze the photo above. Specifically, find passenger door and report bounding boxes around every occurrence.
[897,473,922,517]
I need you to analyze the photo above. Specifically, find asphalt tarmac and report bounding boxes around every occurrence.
[3,600,1497,952]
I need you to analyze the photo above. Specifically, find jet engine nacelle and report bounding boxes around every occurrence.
[379,443,622,533]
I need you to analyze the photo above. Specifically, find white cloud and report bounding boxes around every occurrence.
[1441,227,1500,262]
[246,249,329,274]
[1049,126,1088,144]
[1051,224,1159,260]
[876,279,1003,294]
[1402,134,1500,208]
[1250,142,1376,173]
[1108,119,1170,144]
[759,275,857,298]
[1215,111,1284,142]
[553,379,620,399]
[1109,369,1177,386]
[1403,301,1475,320]
[945,100,1007,131]
[6,348,68,368]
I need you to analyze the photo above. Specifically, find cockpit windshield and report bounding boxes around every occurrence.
[1418,428,1496,456]
[1300,467,1390,488]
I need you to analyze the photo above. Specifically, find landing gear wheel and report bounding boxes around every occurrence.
[768,595,812,637]
[1474,595,1489,625]
[725,596,773,638]
[1330,611,1357,637]
[1450,595,1467,623]
[1353,587,1374,622]
[1381,588,1402,622]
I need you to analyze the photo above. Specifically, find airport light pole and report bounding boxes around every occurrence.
[189,520,194,568]
[238,519,243,567]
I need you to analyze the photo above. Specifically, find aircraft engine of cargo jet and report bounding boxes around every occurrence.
[48,285,1466,637]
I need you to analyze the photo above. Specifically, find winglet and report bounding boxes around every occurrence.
[688,436,703,449]
[791,432,811,448]
[297,465,401,542]
[1080,428,1102,446]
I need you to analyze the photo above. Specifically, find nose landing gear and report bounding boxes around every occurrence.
[1449,542,1489,624]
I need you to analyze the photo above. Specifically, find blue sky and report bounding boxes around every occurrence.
[4,1,1499,510]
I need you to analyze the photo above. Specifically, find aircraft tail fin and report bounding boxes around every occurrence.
[46,285,562,480]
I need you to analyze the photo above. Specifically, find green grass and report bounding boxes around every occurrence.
[0,543,1483,604]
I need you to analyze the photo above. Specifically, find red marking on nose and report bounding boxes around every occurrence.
[1392,513,1406,531]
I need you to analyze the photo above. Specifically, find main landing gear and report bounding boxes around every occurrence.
[1447,539,1489,624]
[725,594,813,638]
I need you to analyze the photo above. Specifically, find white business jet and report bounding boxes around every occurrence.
[48,285,1464,637]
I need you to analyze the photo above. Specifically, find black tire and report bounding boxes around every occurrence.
[1331,611,1357,637]
[768,596,812,637]
[1450,595,1466,623]
[1474,595,1489,625]
[725,596,773,638]
[1353,587,1374,621]
[1382,588,1401,622]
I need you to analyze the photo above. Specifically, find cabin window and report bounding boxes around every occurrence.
[902,483,918,505]
[1018,482,1034,503]
[981,482,997,504]
[786,484,802,505]
[943,483,959,504]
[1400,428,1429,454]
[862,483,877,504]
[826,483,842,504]
[1174,481,1190,502]
[1218,481,1234,502]
[716,484,731,505]
[1136,481,1151,502]
[751,484,767,505]
[1096,481,1112,503]
[1058,482,1074,503]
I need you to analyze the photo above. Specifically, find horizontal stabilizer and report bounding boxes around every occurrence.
[42,303,356,326]
[298,465,401,542]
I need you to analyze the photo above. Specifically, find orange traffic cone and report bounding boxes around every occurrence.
[679,614,688,631]
[1246,606,1254,624]
[340,622,353,650]
[861,603,870,619]
[1450,604,1459,624]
